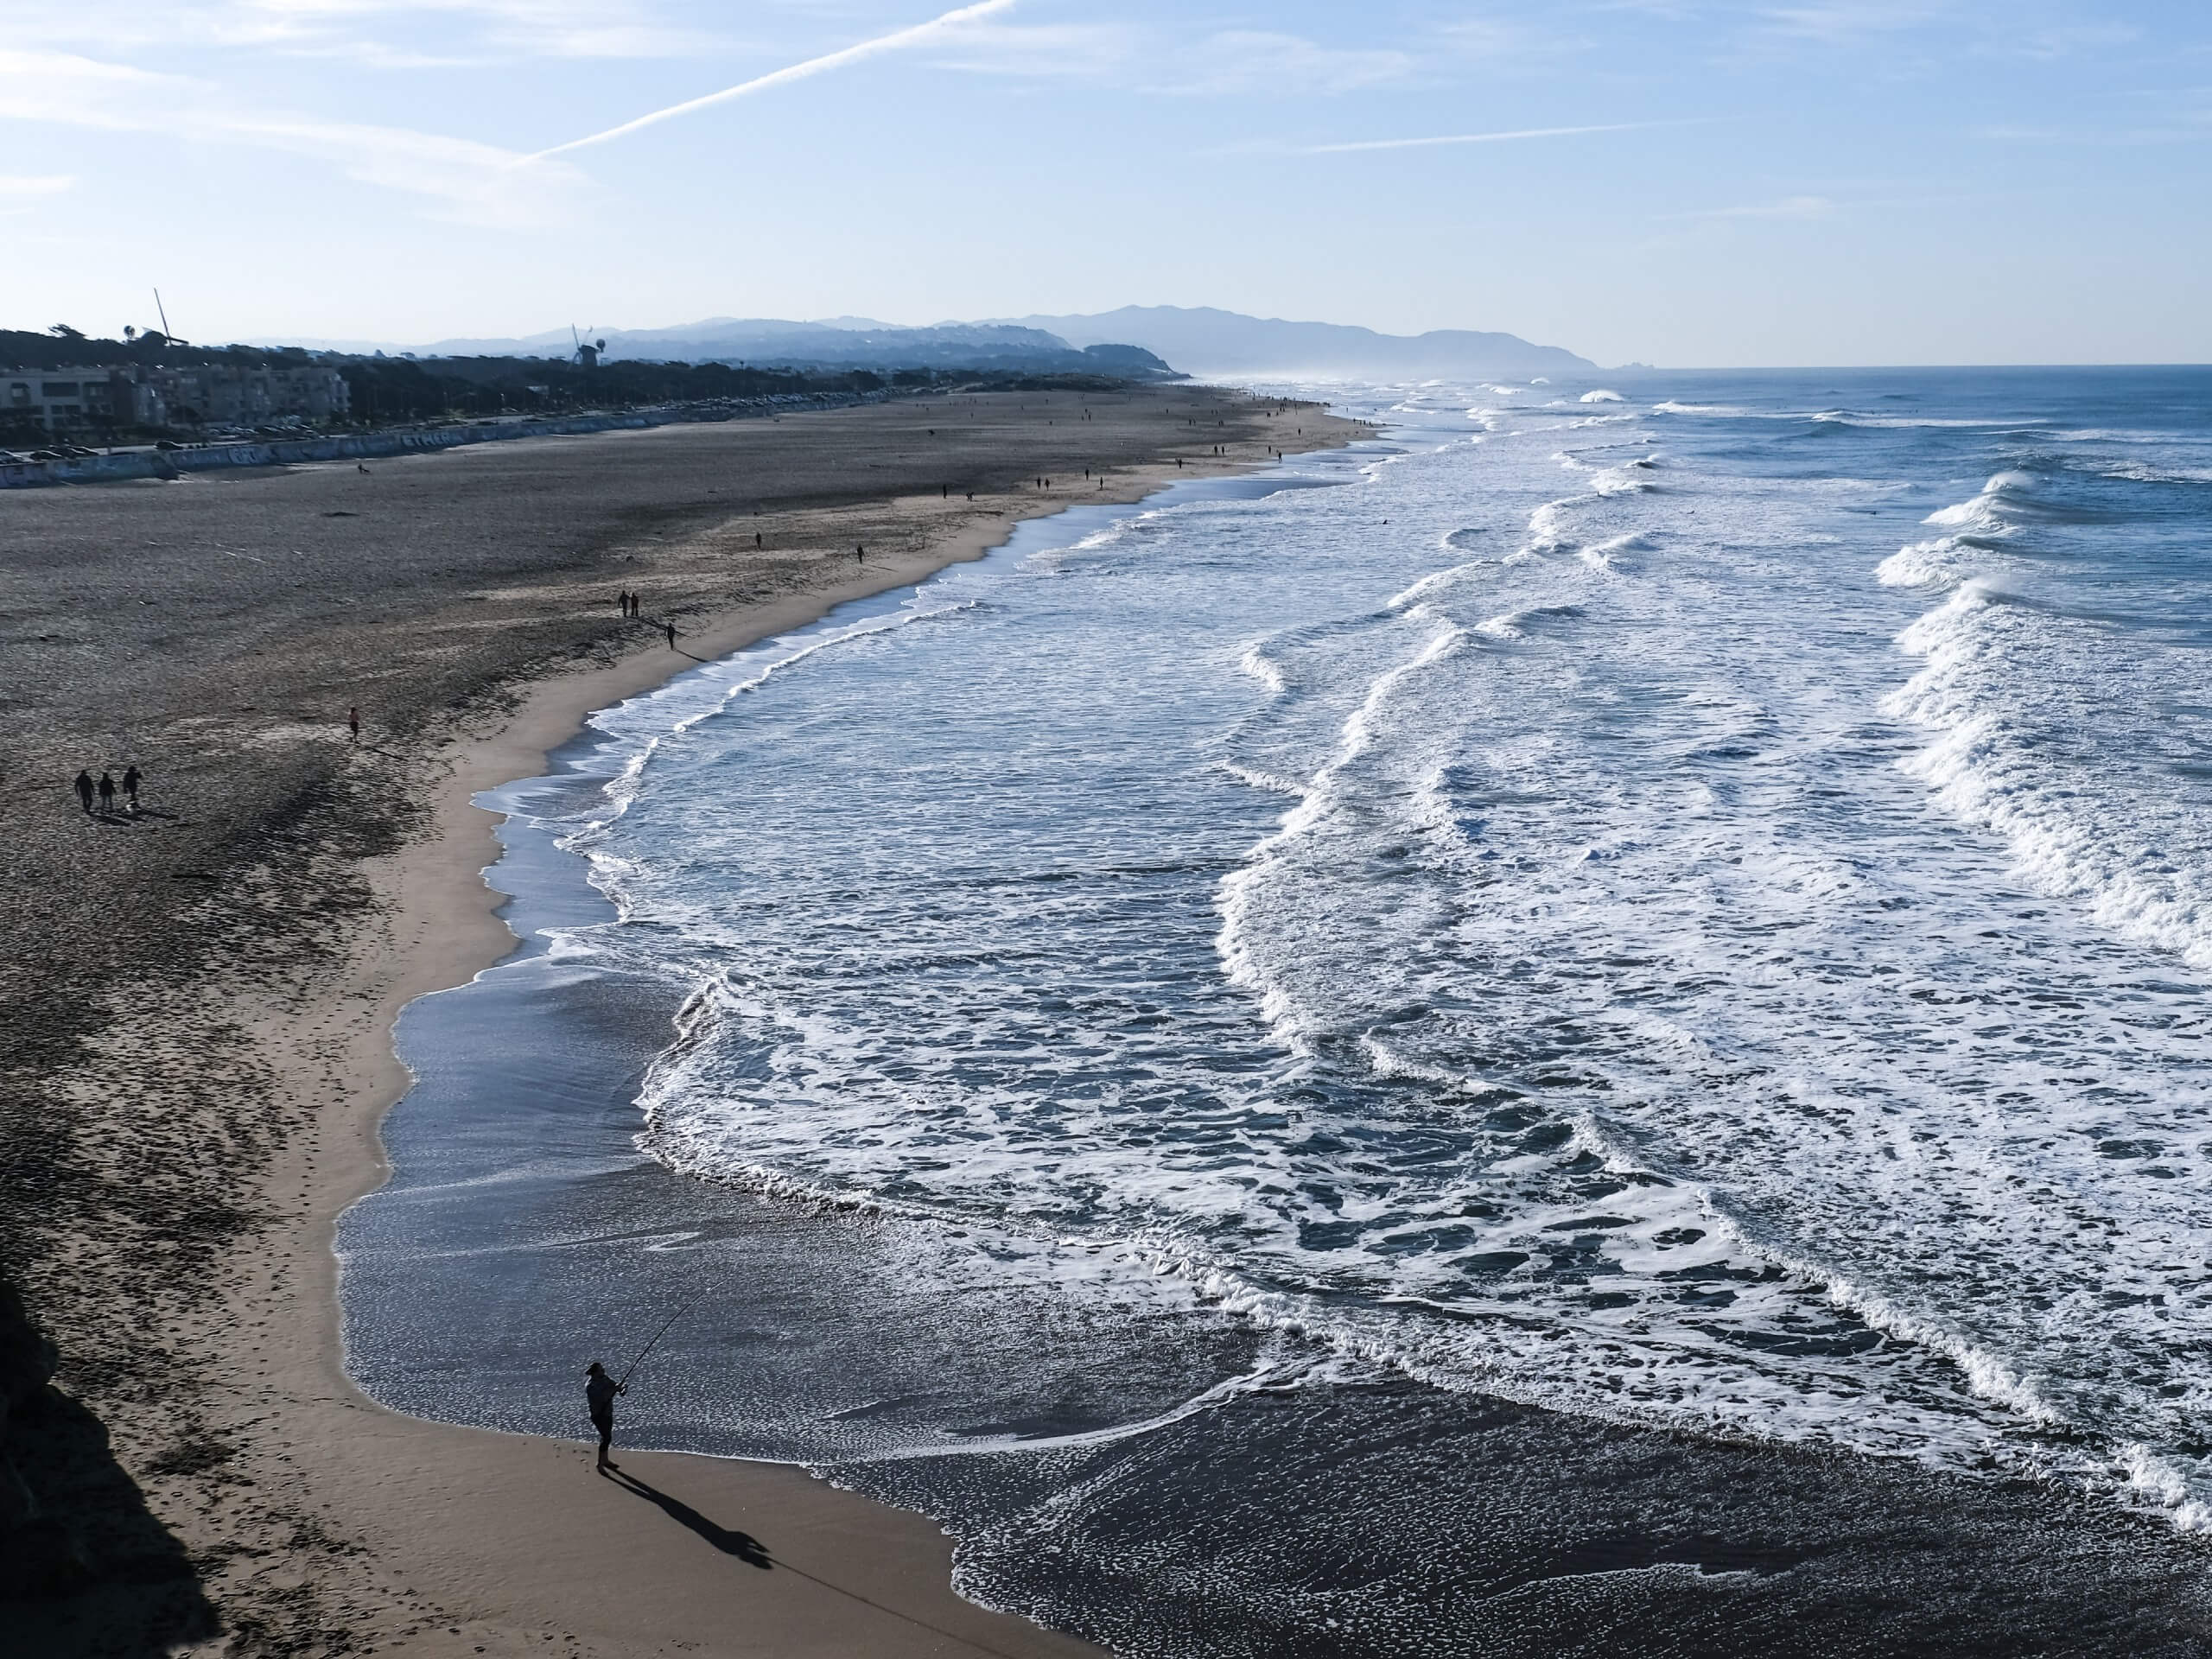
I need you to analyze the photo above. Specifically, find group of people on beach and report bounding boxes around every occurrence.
[73,766,141,816]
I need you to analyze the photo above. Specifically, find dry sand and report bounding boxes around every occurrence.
[0,385,1370,1656]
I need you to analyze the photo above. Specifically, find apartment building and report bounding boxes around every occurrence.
[0,362,351,433]
[150,364,351,426]
[1,367,137,430]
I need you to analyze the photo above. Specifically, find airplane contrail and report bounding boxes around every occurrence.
[531,0,1017,161]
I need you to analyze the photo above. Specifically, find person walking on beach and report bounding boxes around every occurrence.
[121,766,141,812]
[98,772,117,814]
[348,706,360,743]
[616,589,629,615]
[73,770,95,814]
[585,1362,626,1469]
[664,620,677,650]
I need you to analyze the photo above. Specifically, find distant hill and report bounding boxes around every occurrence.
[997,306,1594,379]
[249,307,1594,381]
[411,319,1178,379]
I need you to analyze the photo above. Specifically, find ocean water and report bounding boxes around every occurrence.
[344,367,2212,1651]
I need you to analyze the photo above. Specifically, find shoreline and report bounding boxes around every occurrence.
[327,399,2212,1659]
[13,378,2212,1654]
[251,532,1111,1659]
[0,384,1370,1656]
[221,407,1369,1656]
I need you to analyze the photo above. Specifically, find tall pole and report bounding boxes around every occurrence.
[153,288,174,340]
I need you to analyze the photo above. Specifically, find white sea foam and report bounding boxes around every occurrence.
[1886,583,2212,969]
[2101,461,2212,485]
[1923,469,2034,531]
[1815,411,2047,429]
[1875,536,1968,588]
[1578,532,1647,573]
[544,372,2212,1537]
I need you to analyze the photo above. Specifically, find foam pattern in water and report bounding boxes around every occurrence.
[531,371,2212,1527]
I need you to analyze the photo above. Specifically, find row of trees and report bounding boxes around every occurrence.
[0,325,319,373]
[335,355,880,423]
[5,324,1143,446]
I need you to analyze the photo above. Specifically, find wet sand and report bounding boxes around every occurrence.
[0,385,1362,1655]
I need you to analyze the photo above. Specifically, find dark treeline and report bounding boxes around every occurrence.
[337,355,874,423]
[334,359,1134,422]
[0,327,317,372]
[5,325,1142,441]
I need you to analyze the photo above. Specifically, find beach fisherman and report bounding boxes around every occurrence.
[98,772,117,813]
[585,1362,626,1468]
[73,770,95,813]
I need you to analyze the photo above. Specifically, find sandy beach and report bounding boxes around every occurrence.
[15,378,2209,1659]
[0,385,1368,1656]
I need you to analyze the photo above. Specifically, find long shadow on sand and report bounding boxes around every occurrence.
[598,1464,772,1567]
[597,1463,1051,1659]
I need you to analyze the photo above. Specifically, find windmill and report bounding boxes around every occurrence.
[571,325,606,370]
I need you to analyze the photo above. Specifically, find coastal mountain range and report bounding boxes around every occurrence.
[998,307,1596,378]
[279,308,1594,380]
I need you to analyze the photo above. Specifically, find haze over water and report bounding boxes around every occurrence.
[348,366,2212,1649]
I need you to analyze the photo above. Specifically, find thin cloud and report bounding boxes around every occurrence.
[1758,3,1948,42]
[8,0,731,62]
[2008,24,2141,60]
[928,23,1412,96]
[1985,123,2208,147]
[532,0,1018,161]
[0,173,77,199]
[1141,32,1412,96]
[1669,194,1838,219]
[928,22,1143,82]
[0,48,581,225]
[1295,121,1672,156]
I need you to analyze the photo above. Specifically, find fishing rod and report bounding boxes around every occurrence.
[616,1299,695,1390]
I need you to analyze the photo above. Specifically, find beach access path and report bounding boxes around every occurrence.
[0,386,1370,1657]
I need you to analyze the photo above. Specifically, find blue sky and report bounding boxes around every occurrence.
[3,1,2206,365]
